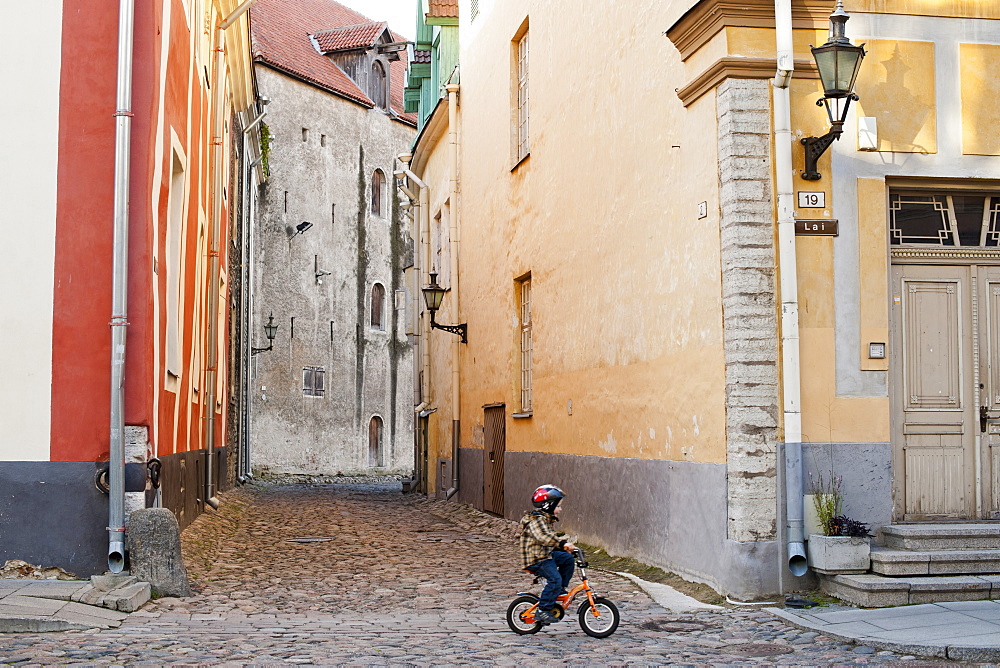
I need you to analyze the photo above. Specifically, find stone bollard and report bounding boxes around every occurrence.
[126,508,191,597]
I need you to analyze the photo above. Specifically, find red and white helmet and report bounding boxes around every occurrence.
[532,484,565,509]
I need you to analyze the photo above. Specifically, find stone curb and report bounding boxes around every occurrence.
[766,606,1000,662]
[0,615,92,633]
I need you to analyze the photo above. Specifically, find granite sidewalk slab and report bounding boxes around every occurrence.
[769,599,1000,662]
[0,579,130,632]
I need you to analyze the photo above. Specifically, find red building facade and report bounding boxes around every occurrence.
[0,0,260,575]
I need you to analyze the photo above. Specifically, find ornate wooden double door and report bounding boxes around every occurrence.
[891,262,1000,520]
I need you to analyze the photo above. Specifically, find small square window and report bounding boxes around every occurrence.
[303,366,325,397]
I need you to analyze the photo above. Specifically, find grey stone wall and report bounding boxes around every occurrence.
[251,65,415,475]
[716,79,781,544]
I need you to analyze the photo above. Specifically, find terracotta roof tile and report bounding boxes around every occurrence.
[251,0,416,125]
[313,22,387,52]
[427,0,458,19]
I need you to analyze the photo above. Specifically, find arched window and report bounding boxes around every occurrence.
[368,416,384,467]
[371,60,387,110]
[371,169,383,217]
[370,283,385,330]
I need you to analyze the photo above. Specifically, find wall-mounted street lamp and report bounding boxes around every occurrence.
[289,220,313,238]
[251,312,278,355]
[801,0,866,181]
[422,273,467,344]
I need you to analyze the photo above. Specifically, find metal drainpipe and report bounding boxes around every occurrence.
[107,0,135,574]
[203,23,226,511]
[204,1,260,508]
[444,83,461,501]
[773,0,808,580]
[398,152,425,491]
[239,105,267,482]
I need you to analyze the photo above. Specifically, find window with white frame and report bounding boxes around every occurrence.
[514,27,529,163]
[518,275,533,413]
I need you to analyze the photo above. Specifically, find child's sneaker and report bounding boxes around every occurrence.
[534,609,557,625]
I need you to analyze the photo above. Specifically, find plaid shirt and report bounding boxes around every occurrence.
[519,510,565,569]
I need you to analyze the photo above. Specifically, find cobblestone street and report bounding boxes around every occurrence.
[1,481,949,665]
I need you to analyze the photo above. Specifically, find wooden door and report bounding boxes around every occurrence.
[483,405,506,516]
[891,264,976,519]
[976,266,1000,518]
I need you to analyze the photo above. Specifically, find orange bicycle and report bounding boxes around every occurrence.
[506,548,620,637]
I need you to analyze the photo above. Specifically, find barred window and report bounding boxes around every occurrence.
[890,192,1000,246]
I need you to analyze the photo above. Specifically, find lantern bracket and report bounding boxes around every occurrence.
[429,310,468,344]
[801,94,858,181]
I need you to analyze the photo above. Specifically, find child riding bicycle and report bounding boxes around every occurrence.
[519,484,577,625]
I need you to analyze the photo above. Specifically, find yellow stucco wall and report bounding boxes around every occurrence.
[854,40,937,154]
[454,0,728,464]
[961,43,1000,156]
[852,0,1000,19]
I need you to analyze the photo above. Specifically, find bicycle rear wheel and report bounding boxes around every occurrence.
[506,595,542,635]
[578,597,620,638]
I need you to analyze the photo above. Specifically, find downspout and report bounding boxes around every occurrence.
[107,0,135,574]
[773,0,808,578]
[398,152,426,491]
[239,103,267,483]
[444,83,461,501]
[203,21,226,511]
[204,1,260,509]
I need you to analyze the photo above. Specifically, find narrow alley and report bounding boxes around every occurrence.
[1,480,929,665]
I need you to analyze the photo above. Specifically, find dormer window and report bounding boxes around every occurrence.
[371,60,387,109]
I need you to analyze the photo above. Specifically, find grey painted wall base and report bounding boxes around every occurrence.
[457,448,777,599]
[454,445,892,598]
[801,442,893,537]
[0,462,112,576]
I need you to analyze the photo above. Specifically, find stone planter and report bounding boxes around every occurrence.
[807,534,871,575]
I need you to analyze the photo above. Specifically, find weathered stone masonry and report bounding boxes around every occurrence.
[717,78,780,543]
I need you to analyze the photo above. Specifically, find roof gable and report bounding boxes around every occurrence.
[313,21,390,53]
[251,0,416,125]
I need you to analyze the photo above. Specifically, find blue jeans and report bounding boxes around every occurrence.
[527,549,575,613]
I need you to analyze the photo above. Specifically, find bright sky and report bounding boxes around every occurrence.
[336,0,418,41]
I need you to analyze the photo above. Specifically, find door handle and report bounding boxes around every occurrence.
[981,405,990,433]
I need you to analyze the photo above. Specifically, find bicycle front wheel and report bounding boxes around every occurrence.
[506,595,542,635]
[578,596,620,638]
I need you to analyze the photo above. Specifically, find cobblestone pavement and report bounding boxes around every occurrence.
[0,480,956,665]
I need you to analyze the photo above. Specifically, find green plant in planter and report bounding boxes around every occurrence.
[809,472,842,536]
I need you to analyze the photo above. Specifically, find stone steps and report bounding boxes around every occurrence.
[819,524,1000,607]
[882,523,1000,551]
[821,573,1000,608]
[870,546,1000,576]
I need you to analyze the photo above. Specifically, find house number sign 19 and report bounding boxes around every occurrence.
[798,191,825,208]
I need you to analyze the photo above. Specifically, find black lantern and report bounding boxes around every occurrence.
[801,0,866,180]
[252,312,278,355]
[422,273,467,343]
